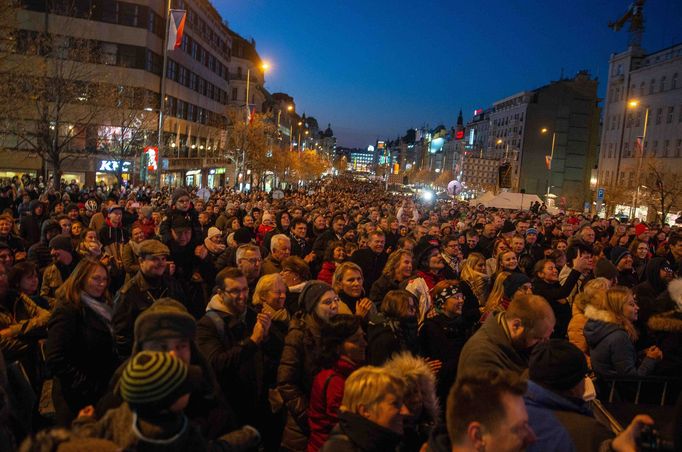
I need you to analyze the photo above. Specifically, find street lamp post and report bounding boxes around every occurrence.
[629,100,649,219]
[541,128,556,197]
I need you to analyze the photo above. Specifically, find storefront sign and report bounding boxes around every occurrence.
[99,160,131,172]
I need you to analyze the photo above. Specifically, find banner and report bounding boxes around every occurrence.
[167,10,187,51]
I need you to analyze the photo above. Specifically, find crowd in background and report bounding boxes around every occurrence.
[0,174,679,451]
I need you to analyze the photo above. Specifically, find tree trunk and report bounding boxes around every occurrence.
[50,159,62,192]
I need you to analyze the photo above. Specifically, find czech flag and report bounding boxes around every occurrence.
[167,10,187,51]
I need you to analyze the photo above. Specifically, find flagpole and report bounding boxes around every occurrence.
[156,0,172,189]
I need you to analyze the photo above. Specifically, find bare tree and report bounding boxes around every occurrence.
[224,108,276,187]
[643,159,682,223]
[0,14,109,190]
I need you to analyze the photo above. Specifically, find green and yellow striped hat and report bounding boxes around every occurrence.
[121,351,195,410]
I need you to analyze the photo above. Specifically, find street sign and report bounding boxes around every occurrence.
[597,187,605,201]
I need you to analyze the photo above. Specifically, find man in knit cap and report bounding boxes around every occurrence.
[40,235,78,306]
[112,239,185,359]
[159,187,201,245]
[524,340,654,452]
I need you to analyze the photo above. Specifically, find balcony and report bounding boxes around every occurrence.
[162,156,234,171]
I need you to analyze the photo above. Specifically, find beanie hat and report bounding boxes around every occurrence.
[433,283,462,311]
[134,298,196,344]
[635,223,650,236]
[610,246,631,266]
[207,227,222,240]
[503,273,531,299]
[120,351,201,412]
[49,235,73,253]
[171,188,190,206]
[299,280,333,313]
[233,227,253,244]
[529,339,588,391]
[594,258,618,280]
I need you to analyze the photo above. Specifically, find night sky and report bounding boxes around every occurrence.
[218,0,682,148]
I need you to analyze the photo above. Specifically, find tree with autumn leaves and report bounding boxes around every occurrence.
[225,109,329,189]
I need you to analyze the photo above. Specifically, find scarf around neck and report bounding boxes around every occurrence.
[80,291,113,324]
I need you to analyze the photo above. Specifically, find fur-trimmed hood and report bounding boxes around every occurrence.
[583,304,618,324]
[583,305,623,349]
[383,351,440,423]
[647,311,682,333]
[666,278,682,310]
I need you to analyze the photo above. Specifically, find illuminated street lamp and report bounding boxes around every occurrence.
[541,128,556,196]
[628,99,650,218]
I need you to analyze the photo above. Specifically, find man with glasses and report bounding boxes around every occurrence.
[441,236,463,279]
[197,267,271,427]
[235,244,262,297]
[112,239,185,359]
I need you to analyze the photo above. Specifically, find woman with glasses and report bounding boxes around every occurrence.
[45,258,119,425]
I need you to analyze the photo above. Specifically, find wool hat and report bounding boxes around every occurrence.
[49,235,73,253]
[134,298,196,344]
[120,351,202,412]
[207,227,222,240]
[503,273,531,299]
[171,215,192,232]
[529,339,588,391]
[299,280,334,313]
[171,188,190,206]
[594,258,618,280]
[433,283,462,310]
[526,228,539,235]
[635,223,650,236]
[233,227,254,244]
[610,246,631,266]
[138,239,170,257]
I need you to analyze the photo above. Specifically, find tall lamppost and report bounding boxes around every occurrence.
[628,100,649,219]
[541,128,556,197]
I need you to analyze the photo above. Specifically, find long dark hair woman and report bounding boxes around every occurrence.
[45,258,120,425]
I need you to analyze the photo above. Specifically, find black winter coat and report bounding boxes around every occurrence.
[350,249,388,294]
[112,272,186,359]
[532,269,583,339]
[366,313,419,366]
[46,300,119,426]
[320,411,402,452]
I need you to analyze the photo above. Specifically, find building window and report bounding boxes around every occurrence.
[655,108,662,125]
[118,2,139,27]
[231,87,238,101]
[652,140,658,156]
[649,78,655,94]
[640,81,645,96]
[167,60,177,81]
[677,139,682,157]
[660,76,666,92]
[628,172,634,188]
[673,73,679,89]
[668,106,674,123]
[623,142,629,157]
[664,140,670,157]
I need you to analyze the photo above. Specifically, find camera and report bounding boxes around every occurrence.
[637,425,675,451]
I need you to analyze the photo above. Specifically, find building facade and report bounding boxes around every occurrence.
[597,43,682,217]
[0,0,271,188]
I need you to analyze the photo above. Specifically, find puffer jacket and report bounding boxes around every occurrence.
[583,305,657,377]
[277,312,324,452]
[320,411,402,452]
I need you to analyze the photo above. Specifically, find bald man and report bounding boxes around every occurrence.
[457,294,555,378]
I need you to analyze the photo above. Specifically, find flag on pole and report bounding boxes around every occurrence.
[634,136,643,155]
[545,155,552,170]
[167,10,187,51]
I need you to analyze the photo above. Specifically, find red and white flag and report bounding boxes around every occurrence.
[167,10,187,51]
[634,136,643,155]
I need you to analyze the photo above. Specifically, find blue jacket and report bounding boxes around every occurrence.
[525,380,612,452]
[583,305,657,377]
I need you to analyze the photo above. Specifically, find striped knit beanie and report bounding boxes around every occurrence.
[121,351,199,411]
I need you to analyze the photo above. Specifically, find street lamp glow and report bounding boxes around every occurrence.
[541,128,548,134]
[287,105,293,111]
[261,61,270,71]
[628,100,639,108]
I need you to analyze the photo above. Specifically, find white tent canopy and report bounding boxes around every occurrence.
[468,191,496,206]
[480,192,543,211]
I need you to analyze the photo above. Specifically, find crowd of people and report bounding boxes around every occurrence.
[0,175,679,451]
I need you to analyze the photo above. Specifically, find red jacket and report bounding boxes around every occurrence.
[317,261,336,285]
[307,358,357,452]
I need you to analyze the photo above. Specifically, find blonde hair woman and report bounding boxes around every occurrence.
[584,286,662,377]
[567,277,610,363]
[459,252,489,306]
[480,272,511,322]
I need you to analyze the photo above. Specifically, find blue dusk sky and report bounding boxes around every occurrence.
[217,0,682,148]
